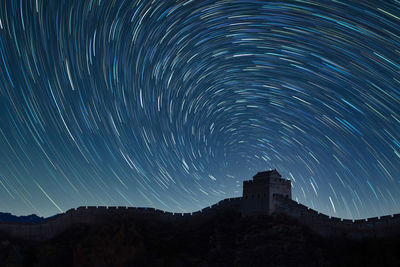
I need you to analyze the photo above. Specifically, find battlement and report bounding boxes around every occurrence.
[272,194,400,238]
[1,171,400,241]
[243,178,290,185]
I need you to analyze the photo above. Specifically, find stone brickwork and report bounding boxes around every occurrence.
[242,170,291,215]
[1,170,399,241]
[272,194,400,238]
[0,198,244,241]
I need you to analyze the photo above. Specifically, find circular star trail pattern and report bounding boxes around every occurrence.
[0,0,400,218]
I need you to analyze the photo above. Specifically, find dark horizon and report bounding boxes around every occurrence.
[1,169,399,222]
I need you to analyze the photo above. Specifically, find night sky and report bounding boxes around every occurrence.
[0,0,400,219]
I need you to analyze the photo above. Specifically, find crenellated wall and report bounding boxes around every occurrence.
[0,197,243,241]
[1,195,400,241]
[273,194,400,238]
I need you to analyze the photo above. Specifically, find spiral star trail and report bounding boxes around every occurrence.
[0,0,399,219]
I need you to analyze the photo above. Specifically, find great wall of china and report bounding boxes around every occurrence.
[1,170,400,241]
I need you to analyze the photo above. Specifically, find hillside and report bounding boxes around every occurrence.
[1,210,399,267]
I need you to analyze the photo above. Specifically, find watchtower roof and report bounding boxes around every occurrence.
[253,169,282,180]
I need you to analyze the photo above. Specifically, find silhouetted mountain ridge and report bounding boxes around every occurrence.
[0,212,45,223]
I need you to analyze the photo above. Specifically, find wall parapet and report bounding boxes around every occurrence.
[1,194,400,241]
[0,197,245,241]
[272,194,400,238]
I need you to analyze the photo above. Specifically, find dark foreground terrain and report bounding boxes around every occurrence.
[0,210,399,267]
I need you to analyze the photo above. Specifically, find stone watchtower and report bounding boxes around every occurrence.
[241,170,291,215]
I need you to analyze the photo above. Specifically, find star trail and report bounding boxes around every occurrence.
[0,0,400,219]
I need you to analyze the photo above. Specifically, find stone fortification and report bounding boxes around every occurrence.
[1,170,400,241]
[273,194,400,238]
[0,198,244,241]
[242,170,291,215]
